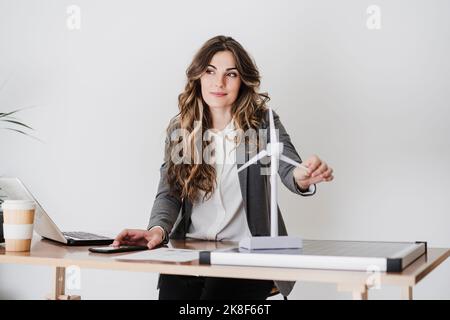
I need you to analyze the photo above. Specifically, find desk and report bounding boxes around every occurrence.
[1,237,449,300]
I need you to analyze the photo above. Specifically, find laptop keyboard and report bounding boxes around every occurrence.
[63,231,111,240]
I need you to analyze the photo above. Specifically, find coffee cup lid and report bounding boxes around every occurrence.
[1,199,36,211]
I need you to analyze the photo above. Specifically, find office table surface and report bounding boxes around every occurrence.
[0,237,449,288]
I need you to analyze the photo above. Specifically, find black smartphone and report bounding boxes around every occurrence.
[89,245,148,254]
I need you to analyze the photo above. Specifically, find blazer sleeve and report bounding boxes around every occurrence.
[272,110,316,197]
[146,134,183,242]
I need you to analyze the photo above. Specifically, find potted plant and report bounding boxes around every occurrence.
[0,108,34,136]
[0,108,35,243]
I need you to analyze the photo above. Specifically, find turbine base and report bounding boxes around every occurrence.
[238,236,303,250]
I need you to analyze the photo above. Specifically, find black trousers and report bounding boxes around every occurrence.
[158,274,274,300]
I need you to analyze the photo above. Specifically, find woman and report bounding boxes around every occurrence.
[113,35,334,299]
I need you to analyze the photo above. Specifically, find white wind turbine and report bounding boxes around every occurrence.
[237,108,309,250]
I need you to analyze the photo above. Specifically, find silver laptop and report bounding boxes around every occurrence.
[0,177,114,246]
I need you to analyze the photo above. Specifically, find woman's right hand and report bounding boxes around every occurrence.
[111,228,164,249]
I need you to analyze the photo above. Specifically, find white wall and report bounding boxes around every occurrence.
[0,0,449,299]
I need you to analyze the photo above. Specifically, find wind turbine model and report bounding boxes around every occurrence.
[237,108,310,250]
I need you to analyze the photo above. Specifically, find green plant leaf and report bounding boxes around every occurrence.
[0,109,22,118]
[4,128,30,136]
[0,106,38,141]
[0,119,34,130]
[3,128,43,142]
[0,106,35,118]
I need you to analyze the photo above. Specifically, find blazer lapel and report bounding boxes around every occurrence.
[237,141,249,212]
[237,162,248,212]
[237,116,268,216]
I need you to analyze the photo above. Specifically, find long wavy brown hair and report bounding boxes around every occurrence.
[166,35,270,204]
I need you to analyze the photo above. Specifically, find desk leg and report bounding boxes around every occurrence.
[337,283,369,300]
[352,288,368,300]
[46,266,81,300]
[401,286,413,300]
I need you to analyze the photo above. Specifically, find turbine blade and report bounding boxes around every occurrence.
[237,150,268,172]
[279,154,309,172]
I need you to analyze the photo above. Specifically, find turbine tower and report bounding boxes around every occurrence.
[237,108,309,250]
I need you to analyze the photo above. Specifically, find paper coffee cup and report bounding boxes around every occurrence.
[1,200,36,252]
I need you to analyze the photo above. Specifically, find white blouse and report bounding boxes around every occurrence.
[186,120,252,241]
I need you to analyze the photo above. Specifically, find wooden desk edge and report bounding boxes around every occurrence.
[1,247,449,286]
[414,247,450,284]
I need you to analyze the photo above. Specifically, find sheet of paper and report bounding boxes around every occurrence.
[115,247,199,262]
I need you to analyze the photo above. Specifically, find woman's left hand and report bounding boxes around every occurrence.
[293,155,334,191]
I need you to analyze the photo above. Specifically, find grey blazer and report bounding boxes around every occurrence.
[147,109,316,297]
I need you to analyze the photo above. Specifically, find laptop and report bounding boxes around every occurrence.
[0,177,114,246]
